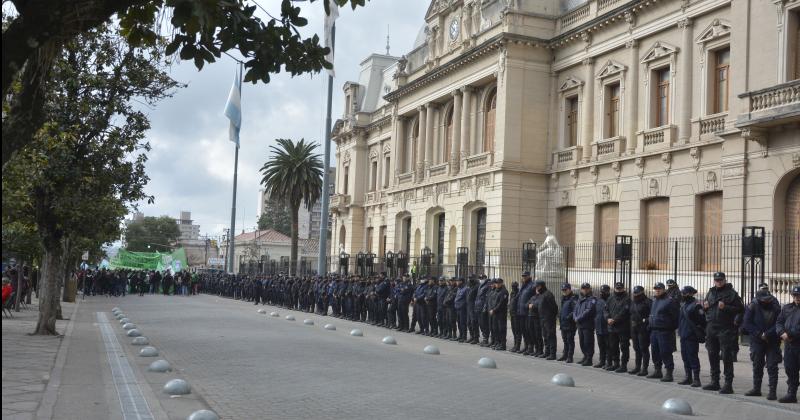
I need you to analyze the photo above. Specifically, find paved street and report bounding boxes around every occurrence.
[88,294,798,420]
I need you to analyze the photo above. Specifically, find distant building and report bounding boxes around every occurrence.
[219,228,320,274]
[177,211,201,243]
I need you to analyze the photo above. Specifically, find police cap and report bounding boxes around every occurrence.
[653,282,666,290]
[561,283,572,290]
[632,285,645,294]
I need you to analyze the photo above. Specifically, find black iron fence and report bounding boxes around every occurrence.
[325,230,799,302]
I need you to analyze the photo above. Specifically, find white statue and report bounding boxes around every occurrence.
[535,226,565,276]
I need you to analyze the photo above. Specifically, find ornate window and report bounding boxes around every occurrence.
[566,96,579,146]
[445,106,454,163]
[640,197,670,270]
[370,160,378,192]
[483,89,496,153]
[606,83,621,138]
[655,68,671,127]
[696,192,722,271]
[594,203,619,268]
[557,206,576,267]
[713,48,730,114]
[343,166,349,195]
[641,41,678,128]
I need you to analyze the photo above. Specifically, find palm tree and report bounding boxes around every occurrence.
[259,138,323,275]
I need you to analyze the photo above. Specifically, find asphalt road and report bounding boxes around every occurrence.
[105,294,799,420]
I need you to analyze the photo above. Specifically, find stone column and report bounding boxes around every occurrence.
[451,90,463,174]
[395,116,406,174]
[416,106,426,182]
[458,86,473,173]
[626,40,639,154]
[581,58,595,162]
[678,18,693,144]
[425,103,436,174]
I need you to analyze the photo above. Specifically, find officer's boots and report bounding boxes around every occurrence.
[646,366,663,379]
[614,362,628,373]
[628,362,641,375]
[767,385,777,401]
[778,386,797,403]
[744,378,762,397]
[510,339,520,353]
[691,370,702,387]
[557,353,567,361]
[719,380,734,394]
[660,368,674,382]
[581,356,592,367]
[678,369,692,385]
[606,361,618,371]
[637,363,649,376]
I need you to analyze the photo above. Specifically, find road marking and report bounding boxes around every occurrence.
[96,312,154,420]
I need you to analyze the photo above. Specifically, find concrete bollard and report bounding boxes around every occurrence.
[139,346,159,357]
[285,315,295,321]
[661,398,693,416]
[126,329,142,337]
[304,319,314,325]
[257,309,266,314]
[551,373,575,387]
[163,379,191,395]
[270,312,279,317]
[477,357,497,369]
[350,329,363,337]
[131,337,150,346]
[119,318,130,324]
[324,324,336,331]
[423,345,440,355]
[382,336,397,345]
[148,360,172,372]
[187,409,220,420]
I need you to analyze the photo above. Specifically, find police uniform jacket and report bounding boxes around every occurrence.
[475,281,490,312]
[630,295,651,331]
[678,297,706,341]
[413,284,427,302]
[509,288,519,317]
[537,289,559,321]
[743,295,782,344]
[595,296,609,334]
[489,287,508,315]
[517,281,535,316]
[704,283,744,331]
[560,294,578,330]
[604,292,632,334]
[776,302,800,348]
[649,294,679,331]
[573,294,597,329]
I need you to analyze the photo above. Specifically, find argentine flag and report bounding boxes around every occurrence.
[224,66,242,147]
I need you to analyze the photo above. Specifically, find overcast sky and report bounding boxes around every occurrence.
[135,1,427,240]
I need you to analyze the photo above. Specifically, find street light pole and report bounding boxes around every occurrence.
[318,23,335,275]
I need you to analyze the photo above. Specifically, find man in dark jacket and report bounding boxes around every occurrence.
[678,286,706,388]
[743,289,782,400]
[628,285,651,376]
[573,283,597,366]
[517,272,535,354]
[466,277,479,344]
[559,283,578,363]
[398,277,413,332]
[475,276,492,346]
[666,278,681,301]
[776,285,800,403]
[648,282,679,382]
[702,272,744,394]
[455,278,469,342]
[594,285,611,368]
[488,279,508,350]
[528,289,545,357]
[411,279,428,333]
[509,281,522,352]
[605,282,632,373]
[536,280,559,360]
[425,278,439,337]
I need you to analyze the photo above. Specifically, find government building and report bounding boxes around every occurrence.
[328,0,800,294]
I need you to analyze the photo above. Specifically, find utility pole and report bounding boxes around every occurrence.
[318,23,335,275]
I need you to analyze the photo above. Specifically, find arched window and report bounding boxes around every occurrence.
[409,120,419,172]
[484,88,497,153]
[444,107,453,163]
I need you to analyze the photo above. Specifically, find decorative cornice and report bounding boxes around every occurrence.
[548,0,658,49]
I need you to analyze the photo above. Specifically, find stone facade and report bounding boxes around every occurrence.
[330,0,800,271]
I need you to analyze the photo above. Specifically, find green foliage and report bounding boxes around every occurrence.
[124,216,182,252]
[257,201,292,236]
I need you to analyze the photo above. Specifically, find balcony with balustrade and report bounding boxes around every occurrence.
[637,125,676,153]
[551,146,583,170]
[736,79,800,128]
[592,136,625,160]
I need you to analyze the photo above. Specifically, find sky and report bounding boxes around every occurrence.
[135,1,428,241]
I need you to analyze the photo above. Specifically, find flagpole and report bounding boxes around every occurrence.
[318,23,335,275]
[228,63,242,274]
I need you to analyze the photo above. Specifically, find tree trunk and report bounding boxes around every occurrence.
[290,204,299,276]
[33,245,63,335]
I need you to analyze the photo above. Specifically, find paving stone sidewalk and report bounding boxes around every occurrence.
[1,297,76,420]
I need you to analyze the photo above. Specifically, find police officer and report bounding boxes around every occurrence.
[509,281,522,352]
[559,283,578,363]
[776,285,800,403]
[517,272,535,354]
[594,285,611,369]
[703,272,744,394]
[488,278,508,351]
[535,280,558,359]
[648,282,679,382]
[629,285,651,376]
[476,276,492,347]
[455,278,469,342]
[678,286,705,388]
[411,278,428,334]
[466,277,479,344]
[398,277,413,332]
[605,282,632,372]
[666,278,681,301]
[743,288,782,399]
[574,283,596,366]
[425,278,439,337]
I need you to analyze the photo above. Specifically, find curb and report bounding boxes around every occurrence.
[36,299,81,420]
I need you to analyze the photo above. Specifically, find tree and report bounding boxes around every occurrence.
[257,200,292,236]
[259,139,322,275]
[2,0,367,168]
[1,24,179,335]
[124,216,182,252]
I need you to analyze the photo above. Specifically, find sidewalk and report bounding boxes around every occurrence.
[1,297,77,420]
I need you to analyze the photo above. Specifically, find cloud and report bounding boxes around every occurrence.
[134,1,427,240]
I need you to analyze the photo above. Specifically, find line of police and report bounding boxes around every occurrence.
[199,270,799,404]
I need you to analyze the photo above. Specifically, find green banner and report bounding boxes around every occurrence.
[110,248,188,272]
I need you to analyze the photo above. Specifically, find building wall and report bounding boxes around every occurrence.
[330,0,800,271]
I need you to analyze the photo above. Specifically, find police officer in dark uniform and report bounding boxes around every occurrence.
[477,276,492,346]
[593,285,611,368]
[398,277,413,332]
[455,278,469,342]
[628,285,651,376]
[488,278,508,351]
[605,282,632,373]
[536,279,559,360]
[517,272,535,354]
[509,281,522,352]
[648,282,679,382]
[743,287,782,400]
[466,277,479,344]
[412,278,428,333]
[573,283,596,366]
[776,285,800,403]
[425,278,439,337]
[678,286,705,387]
[702,271,744,394]
[666,278,681,302]
[559,283,578,363]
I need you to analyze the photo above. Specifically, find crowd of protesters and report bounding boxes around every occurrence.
[77,268,200,297]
